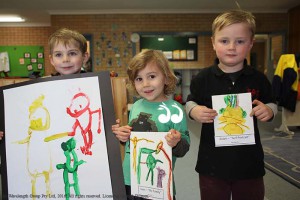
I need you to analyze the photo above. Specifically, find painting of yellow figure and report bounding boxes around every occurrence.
[1,74,126,200]
[130,136,154,173]
[218,94,249,135]
[14,95,54,200]
[212,93,255,147]
[130,132,172,200]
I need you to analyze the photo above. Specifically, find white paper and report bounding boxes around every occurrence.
[130,131,173,200]
[4,77,113,199]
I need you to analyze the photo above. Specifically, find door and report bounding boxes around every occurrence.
[267,33,286,82]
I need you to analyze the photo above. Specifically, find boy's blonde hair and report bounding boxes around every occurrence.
[127,49,177,96]
[212,10,256,39]
[48,28,87,54]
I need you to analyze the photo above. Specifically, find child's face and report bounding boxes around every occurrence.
[134,62,167,102]
[212,23,254,72]
[49,42,88,75]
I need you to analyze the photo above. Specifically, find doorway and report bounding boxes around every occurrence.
[250,33,286,82]
[251,34,268,74]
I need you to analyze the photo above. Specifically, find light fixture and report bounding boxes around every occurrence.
[0,16,25,22]
[158,37,164,41]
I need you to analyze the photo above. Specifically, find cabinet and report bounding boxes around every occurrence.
[111,77,129,126]
[111,77,129,159]
[0,78,30,86]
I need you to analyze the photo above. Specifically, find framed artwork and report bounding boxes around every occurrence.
[31,58,37,63]
[37,63,43,70]
[172,50,180,60]
[37,53,44,58]
[24,53,31,58]
[212,92,255,147]
[186,50,194,60]
[19,58,25,65]
[163,51,173,60]
[130,132,172,200]
[179,50,187,60]
[0,72,126,200]
[27,64,33,71]
[188,37,196,44]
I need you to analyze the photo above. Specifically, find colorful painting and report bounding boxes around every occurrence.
[0,72,126,200]
[130,131,173,200]
[212,92,255,147]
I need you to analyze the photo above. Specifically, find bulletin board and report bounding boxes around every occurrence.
[140,34,198,61]
[0,46,45,78]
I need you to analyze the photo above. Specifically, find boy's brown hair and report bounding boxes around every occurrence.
[127,49,177,96]
[212,10,256,39]
[48,28,87,54]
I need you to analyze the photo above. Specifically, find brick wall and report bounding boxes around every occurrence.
[0,13,288,76]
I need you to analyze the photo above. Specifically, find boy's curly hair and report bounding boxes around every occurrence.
[127,49,177,96]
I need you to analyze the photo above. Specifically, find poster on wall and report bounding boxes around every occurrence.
[130,131,173,200]
[0,72,126,200]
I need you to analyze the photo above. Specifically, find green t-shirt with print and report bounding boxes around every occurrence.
[123,98,190,194]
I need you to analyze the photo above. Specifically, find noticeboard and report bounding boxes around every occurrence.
[0,46,44,78]
[140,35,198,61]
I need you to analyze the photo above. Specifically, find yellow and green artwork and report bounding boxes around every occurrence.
[212,93,255,147]
[0,73,126,200]
[130,132,173,200]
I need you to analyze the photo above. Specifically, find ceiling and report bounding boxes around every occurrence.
[1,0,299,27]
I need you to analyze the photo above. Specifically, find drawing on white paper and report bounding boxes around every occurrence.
[130,132,173,200]
[212,93,255,146]
[3,76,115,199]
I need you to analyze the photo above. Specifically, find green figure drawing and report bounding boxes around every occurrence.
[56,137,85,200]
[137,147,163,185]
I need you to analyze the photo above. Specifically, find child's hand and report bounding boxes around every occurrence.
[190,105,217,123]
[112,119,132,142]
[0,131,3,140]
[251,99,273,122]
[165,129,181,148]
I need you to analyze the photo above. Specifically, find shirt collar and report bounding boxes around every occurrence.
[212,61,254,77]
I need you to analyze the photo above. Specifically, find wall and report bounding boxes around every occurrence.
[0,13,289,77]
[0,27,51,74]
[288,5,300,54]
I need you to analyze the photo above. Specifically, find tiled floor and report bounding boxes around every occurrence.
[174,113,300,200]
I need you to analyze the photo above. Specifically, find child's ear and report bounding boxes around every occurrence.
[249,38,255,49]
[49,55,54,66]
[83,52,89,63]
[211,37,216,50]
